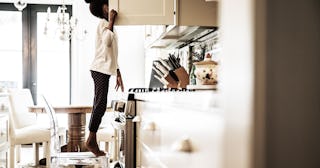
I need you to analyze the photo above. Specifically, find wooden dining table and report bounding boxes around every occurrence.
[29,105,97,152]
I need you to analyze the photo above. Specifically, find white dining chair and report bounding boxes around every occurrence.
[42,95,109,168]
[96,111,116,161]
[7,88,66,167]
[96,101,125,162]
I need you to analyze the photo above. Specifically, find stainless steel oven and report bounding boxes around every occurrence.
[112,94,136,168]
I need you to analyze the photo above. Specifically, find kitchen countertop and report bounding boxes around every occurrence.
[129,90,221,110]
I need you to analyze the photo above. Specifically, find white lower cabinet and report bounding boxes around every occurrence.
[136,101,224,168]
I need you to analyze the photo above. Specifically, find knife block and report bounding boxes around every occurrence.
[164,74,178,88]
[174,67,190,89]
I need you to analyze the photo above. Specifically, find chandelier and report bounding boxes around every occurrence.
[43,1,86,41]
[14,0,27,11]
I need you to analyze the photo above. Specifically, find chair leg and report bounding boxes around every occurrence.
[43,142,47,159]
[15,145,21,163]
[114,128,119,161]
[60,134,66,145]
[33,143,40,166]
[9,145,15,168]
[104,142,109,153]
[110,138,116,161]
[44,141,51,168]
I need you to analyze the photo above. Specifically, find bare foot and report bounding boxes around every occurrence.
[86,132,106,157]
[86,139,106,156]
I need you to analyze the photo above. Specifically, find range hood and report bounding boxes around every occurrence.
[147,25,217,49]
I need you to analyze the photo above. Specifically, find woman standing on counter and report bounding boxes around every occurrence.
[84,0,124,156]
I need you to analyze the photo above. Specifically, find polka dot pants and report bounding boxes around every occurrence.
[89,70,110,132]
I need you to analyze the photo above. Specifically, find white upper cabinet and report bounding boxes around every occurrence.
[109,0,175,25]
[109,0,218,26]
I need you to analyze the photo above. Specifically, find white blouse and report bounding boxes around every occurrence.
[90,19,119,76]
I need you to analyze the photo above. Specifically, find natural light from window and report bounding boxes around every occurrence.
[37,12,70,105]
[0,11,22,90]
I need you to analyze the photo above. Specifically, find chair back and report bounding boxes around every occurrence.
[42,95,61,157]
[8,89,37,129]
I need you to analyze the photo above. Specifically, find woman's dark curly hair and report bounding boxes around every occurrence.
[84,0,109,19]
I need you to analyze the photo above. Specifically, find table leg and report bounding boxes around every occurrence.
[67,113,88,152]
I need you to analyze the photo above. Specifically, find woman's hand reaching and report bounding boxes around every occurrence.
[107,9,117,32]
[115,69,124,92]
[109,9,118,22]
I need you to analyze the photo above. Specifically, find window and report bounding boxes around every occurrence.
[0,3,71,104]
[0,7,22,89]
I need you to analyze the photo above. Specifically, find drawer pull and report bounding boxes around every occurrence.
[143,121,156,131]
[172,137,193,153]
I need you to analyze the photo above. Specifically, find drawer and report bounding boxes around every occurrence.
[138,141,165,168]
[136,102,162,150]
[136,101,224,168]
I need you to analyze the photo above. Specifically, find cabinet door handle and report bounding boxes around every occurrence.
[172,137,193,153]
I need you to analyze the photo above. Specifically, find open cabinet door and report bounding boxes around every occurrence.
[109,0,175,25]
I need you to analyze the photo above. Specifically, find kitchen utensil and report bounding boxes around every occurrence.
[154,75,169,85]
[154,61,169,76]
[168,54,176,68]
[158,59,179,81]
[165,58,175,70]
[168,54,181,69]
[154,61,179,82]
[159,59,172,70]
[152,66,164,77]
[154,60,169,70]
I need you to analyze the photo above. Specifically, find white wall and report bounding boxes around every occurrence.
[71,1,145,105]
[219,0,254,168]
[71,0,98,105]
